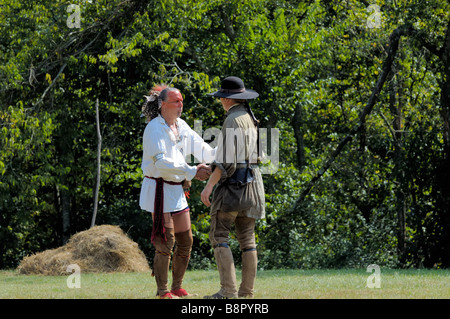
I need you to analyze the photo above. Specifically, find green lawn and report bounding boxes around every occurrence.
[0,268,449,299]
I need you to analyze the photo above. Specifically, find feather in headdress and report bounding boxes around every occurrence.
[141,84,169,123]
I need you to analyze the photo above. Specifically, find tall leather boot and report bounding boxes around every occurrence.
[205,245,237,298]
[171,228,193,297]
[238,249,257,298]
[152,227,175,298]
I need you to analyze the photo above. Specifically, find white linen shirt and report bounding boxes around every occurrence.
[139,115,216,213]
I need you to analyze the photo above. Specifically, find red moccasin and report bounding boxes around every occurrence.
[170,288,189,297]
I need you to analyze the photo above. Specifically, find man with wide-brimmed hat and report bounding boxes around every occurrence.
[201,76,265,298]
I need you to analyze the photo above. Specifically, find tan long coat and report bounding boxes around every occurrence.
[210,103,265,219]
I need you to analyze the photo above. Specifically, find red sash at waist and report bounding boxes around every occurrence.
[147,176,183,244]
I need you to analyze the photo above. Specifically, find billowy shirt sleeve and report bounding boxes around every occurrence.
[142,117,197,181]
[185,126,216,164]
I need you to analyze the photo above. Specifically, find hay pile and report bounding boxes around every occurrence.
[17,225,151,275]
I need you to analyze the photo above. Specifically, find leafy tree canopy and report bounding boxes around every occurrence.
[1,0,450,269]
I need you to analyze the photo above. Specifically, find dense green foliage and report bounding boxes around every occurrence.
[1,0,449,269]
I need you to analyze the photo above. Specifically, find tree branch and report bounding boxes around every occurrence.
[291,24,414,212]
[220,8,236,41]
[32,63,67,108]
[184,46,210,73]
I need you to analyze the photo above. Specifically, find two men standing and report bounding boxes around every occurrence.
[140,77,265,299]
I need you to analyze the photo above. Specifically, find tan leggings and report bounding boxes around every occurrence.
[209,210,256,250]
[152,210,191,233]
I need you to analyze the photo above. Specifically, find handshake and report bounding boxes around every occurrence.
[194,163,212,181]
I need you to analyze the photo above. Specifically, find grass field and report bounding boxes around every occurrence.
[1,268,449,299]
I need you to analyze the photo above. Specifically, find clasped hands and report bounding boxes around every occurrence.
[194,163,214,207]
[194,163,212,181]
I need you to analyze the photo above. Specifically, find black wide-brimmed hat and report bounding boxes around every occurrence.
[207,76,259,99]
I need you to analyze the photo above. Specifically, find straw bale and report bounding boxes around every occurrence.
[17,225,151,275]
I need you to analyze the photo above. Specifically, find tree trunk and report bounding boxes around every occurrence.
[413,18,450,267]
[437,19,450,267]
[291,25,414,211]
[59,185,71,244]
[441,20,450,157]
[91,99,102,228]
[388,68,408,266]
[293,103,306,169]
